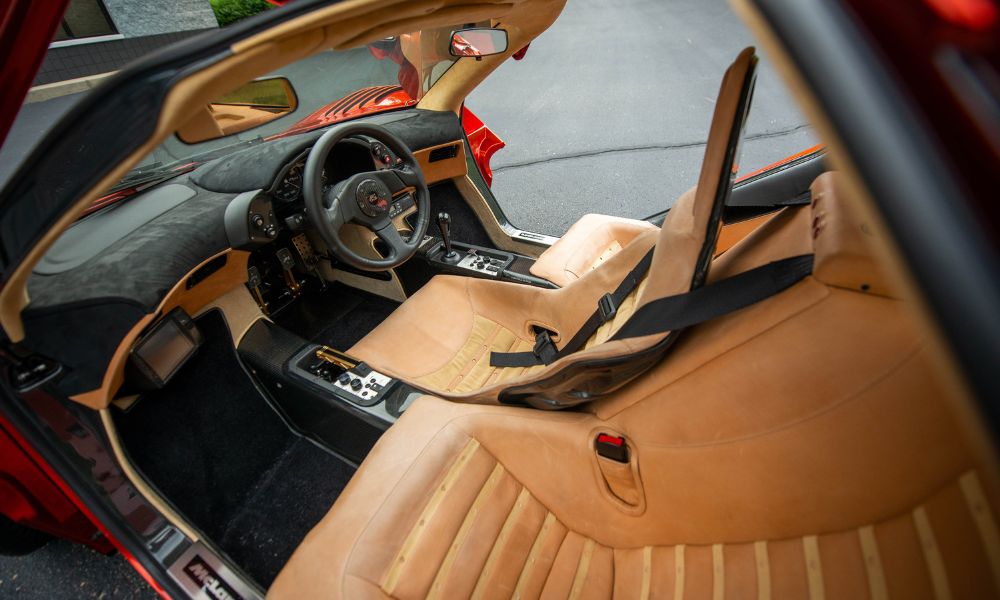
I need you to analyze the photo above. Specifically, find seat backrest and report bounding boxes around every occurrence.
[491,47,760,408]
[638,51,756,306]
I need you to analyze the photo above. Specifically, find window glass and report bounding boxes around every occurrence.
[60,0,117,40]
[52,22,71,42]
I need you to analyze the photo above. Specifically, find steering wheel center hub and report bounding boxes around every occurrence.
[356,178,391,217]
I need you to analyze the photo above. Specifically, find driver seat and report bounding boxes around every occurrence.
[349,48,757,405]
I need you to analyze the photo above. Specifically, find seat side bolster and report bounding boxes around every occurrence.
[268,397,471,599]
[810,172,896,298]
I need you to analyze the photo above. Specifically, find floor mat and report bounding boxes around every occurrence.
[115,311,355,589]
[273,282,399,351]
[217,437,354,586]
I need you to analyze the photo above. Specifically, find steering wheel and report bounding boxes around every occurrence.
[303,122,431,271]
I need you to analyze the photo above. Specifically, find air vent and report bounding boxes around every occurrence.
[428,144,459,162]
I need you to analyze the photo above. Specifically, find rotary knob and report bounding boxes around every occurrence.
[250,214,265,228]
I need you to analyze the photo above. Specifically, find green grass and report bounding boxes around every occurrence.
[209,0,273,27]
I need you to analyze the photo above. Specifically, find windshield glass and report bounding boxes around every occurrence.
[117,24,468,192]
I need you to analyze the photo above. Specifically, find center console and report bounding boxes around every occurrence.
[238,320,424,463]
[290,345,414,421]
[415,211,557,288]
[426,240,514,277]
[235,211,559,461]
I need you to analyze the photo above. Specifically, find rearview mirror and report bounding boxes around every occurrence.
[177,77,298,144]
[449,28,508,58]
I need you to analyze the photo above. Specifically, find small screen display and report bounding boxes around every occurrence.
[134,318,196,384]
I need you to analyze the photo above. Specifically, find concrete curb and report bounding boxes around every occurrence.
[26,72,115,104]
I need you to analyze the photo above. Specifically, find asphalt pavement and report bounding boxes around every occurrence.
[0,540,155,599]
[0,0,816,597]
[467,0,816,234]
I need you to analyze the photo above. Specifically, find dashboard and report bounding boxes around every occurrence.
[223,136,411,249]
[23,108,467,400]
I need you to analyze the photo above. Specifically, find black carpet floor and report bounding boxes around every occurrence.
[115,311,355,589]
[216,436,353,586]
[273,282,399,351]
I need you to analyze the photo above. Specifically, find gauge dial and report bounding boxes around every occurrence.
[275,163,303,202]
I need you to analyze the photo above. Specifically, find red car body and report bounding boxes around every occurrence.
[270,84,417,140]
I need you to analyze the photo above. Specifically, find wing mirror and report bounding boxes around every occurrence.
[177,77,298,144]
[449,28,508,58]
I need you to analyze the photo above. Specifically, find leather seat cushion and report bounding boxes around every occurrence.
[348,223,661,400]
[274,171,1000,598]
[372,275,651,394]
[269,396,999,599]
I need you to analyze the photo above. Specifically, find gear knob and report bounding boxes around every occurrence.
[437,211,451,239]
[437,212,459,262]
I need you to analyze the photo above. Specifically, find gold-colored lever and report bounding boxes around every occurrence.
[315,347,355,371]
[282,269,301,295]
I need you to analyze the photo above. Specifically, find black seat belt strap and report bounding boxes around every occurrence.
[490,248,655,368]
[610,254,813,340]
[490,254,813,368]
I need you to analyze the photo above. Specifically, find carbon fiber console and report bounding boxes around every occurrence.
[238,319,422,462]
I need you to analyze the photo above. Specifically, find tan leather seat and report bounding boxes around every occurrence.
[529,214,659,287]
[270,174,1000,599]
[349,49,758,404]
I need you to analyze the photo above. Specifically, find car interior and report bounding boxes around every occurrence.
[4,0,999,597]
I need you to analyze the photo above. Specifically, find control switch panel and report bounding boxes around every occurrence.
[296,347,396,407]
[457,252,507,276]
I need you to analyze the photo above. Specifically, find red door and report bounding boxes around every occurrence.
[0,0,71,148]
[0,0,112,552]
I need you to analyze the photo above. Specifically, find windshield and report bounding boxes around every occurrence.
[116,25,468,192]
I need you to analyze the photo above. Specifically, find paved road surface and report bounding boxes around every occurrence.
[467,0,816,234]
[0,540,154,599]
[0,0,815,596]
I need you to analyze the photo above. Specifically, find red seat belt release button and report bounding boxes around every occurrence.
[595,433,629,463]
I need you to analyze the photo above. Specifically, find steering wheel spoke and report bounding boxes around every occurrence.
[324,199,346,231]
[325,182,358,225]
[368,167,417,197]
[389,164,421,191]
[374,221,408,259]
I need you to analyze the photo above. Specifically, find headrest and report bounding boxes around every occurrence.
[811,172,895,297]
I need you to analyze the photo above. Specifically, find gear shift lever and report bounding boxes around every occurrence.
[437,212,461,264]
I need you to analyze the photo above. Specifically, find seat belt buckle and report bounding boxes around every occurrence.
[532,329,558,363]
[595,433,629,463]
[598,293,618,322]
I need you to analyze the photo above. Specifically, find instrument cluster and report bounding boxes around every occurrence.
[273,161,329,203]
[272,139,400,204]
